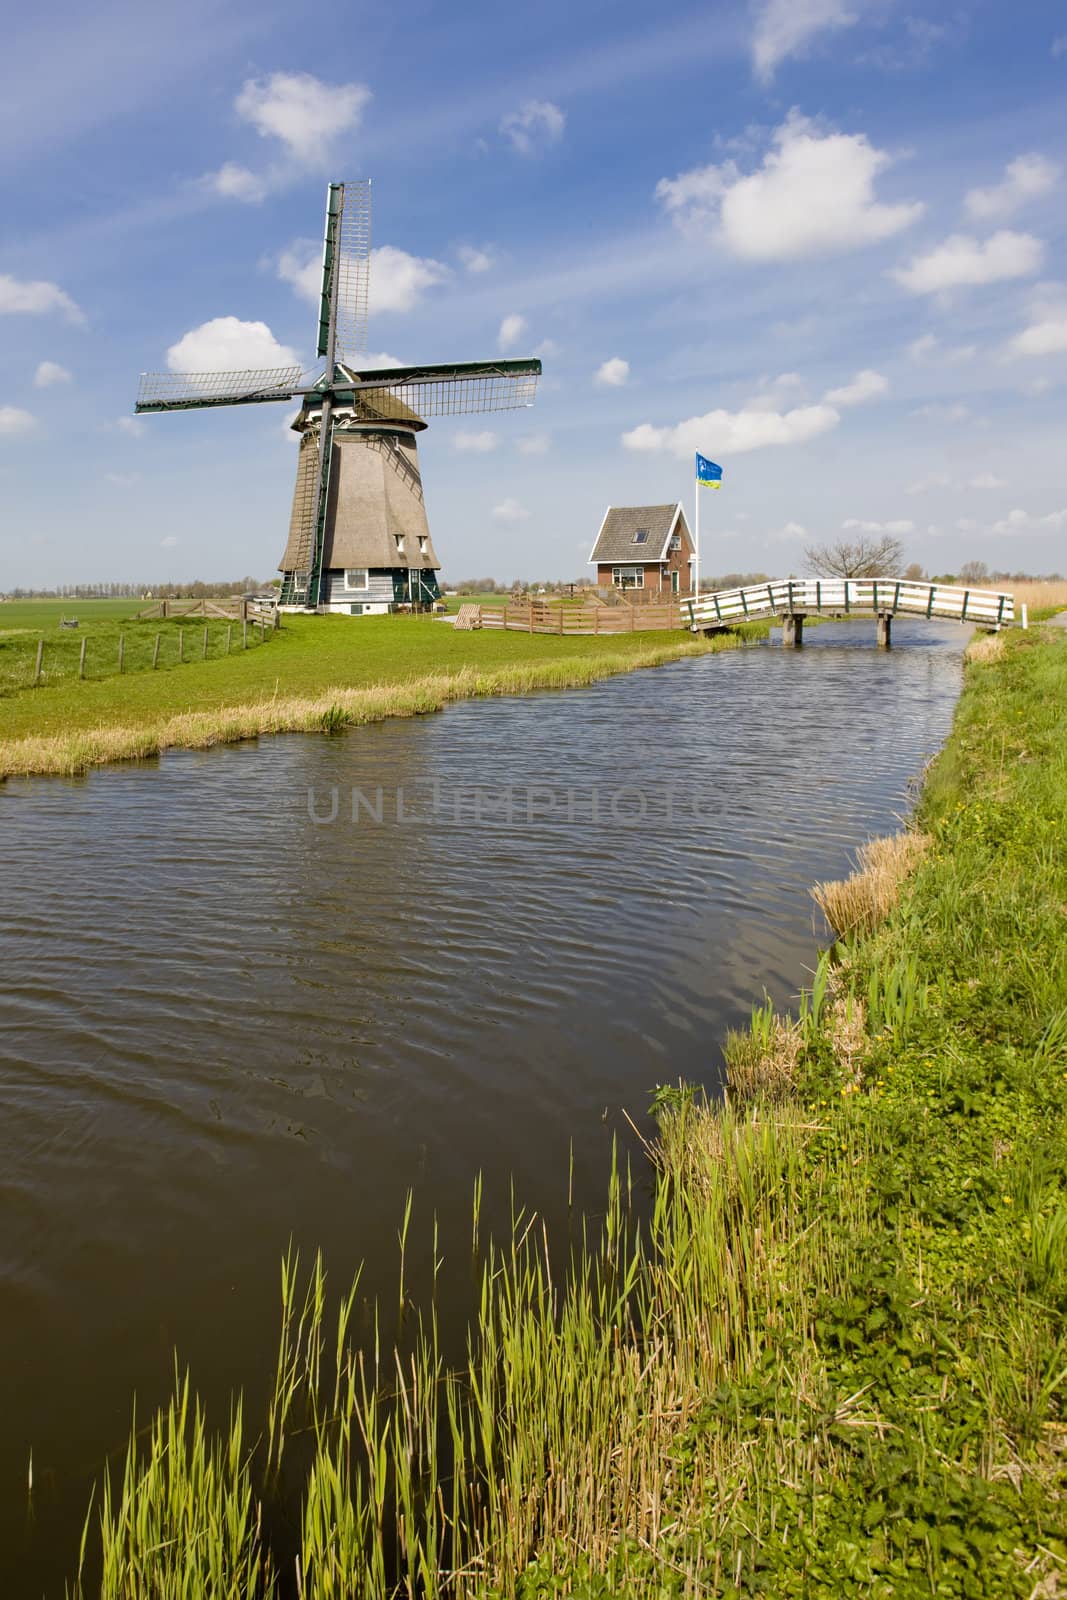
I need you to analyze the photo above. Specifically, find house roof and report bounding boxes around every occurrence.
[588,504,691,564]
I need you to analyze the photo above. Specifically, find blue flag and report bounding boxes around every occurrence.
[696,453,723,488]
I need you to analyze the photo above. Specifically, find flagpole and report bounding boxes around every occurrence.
[694,475,700,601]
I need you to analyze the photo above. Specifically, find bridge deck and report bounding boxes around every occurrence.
[684,578,1013,632]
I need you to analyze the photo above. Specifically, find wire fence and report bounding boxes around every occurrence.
[0,619,276,697]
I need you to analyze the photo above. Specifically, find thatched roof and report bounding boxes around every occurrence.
[588,504,691,564]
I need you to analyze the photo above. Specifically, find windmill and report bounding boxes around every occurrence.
[136,181,541,614]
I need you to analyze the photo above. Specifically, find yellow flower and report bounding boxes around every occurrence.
[1002,1196,1013,1205]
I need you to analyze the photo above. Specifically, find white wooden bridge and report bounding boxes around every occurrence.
[683,577,1014,646]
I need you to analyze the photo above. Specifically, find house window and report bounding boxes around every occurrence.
[611,565,645,589]
[633,528,649,544]
[670,534,681,551]
[345,568,368,590]
[349,603,364,615]
[293,571,309,594]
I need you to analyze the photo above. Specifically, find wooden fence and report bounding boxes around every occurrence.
[466,601,686,634]
[136,597,279,624]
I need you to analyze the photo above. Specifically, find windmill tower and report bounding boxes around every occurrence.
[136,181,540,614]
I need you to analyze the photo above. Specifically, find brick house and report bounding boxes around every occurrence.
[588,504,694,596]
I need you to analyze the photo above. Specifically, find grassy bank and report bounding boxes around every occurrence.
[0,615,764,780]
[65,625,1066,1596]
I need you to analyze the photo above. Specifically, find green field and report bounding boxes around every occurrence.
[0,598,146,630]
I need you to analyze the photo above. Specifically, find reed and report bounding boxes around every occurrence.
[812,828,931,938]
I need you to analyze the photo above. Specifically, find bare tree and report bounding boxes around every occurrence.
[803,533,905,578]
[904,561,926,581]
[957,559,989,584]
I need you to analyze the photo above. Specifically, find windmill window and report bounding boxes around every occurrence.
[418,536,428,554]
[632,528,650,544]
[345,568,369,590]
[395,537,405,556]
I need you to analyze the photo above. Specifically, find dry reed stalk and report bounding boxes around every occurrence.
[812,830,931,938]
[965,632,1006,664]
[723,1015,803,1102]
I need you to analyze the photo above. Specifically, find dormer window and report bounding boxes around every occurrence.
[395,536,405,556]
[418,536,428,554]
[633,528,649,544]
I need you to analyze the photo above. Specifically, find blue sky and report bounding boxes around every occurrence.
[1,0,1065,586]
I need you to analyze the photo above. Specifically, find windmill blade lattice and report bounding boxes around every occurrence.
[332,181,372,364]
[340,360,540,420]
[136,367,303,413]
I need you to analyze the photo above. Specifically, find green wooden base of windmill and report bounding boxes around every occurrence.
[135,181,540,618]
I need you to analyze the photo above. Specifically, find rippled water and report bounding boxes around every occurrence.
[0,621,965,1591]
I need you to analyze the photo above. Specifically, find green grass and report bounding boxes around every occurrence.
[0,599,146,630]
[0,615,274,699]
[61,624,1067,1596]
[0,614,766,777]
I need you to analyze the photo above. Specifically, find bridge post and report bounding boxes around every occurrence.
[781,612,805,648]
[877,612,892,649]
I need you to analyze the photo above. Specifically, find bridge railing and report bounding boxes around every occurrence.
[684,578,1014,631]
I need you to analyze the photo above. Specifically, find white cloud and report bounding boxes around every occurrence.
[115,416,146,437]
[842,517,915,534]
[500,99,565,155]
[1007,289,1067,357]
[0,406,36,435]
[202,162,267,204]
[968,472,1006,489]
[656,113,923,260]
[780,519,808,538]
[517,432,551,456]
[492,497,530,523]
[893,231,1044,295]
[370,245,449,313]
[906,471,952,494]
[0,273,84,323]
[277,243,322,303]
[234,72,370,163]
[454,430,497,453]
[533,338,559,360]
[160,535,180,548]
[1053,35,1067,58]
[594,357,630,387]
[955,518,977,531]
[34,360,72,388]
[458,245,494,274]
[622,402,839,458]
[751,0,862,81]
[823,368,888,406]
[908,334,976,363]
[965,154,1060,220]
[910,403,970,422]
[278,241,448,314]
[167,317,299,372]
[990,506,1067,536]
[362,351,404,369]
[498,313,527,352]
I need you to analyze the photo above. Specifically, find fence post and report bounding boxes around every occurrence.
[34,638,44,686]
[242,620,248,650]
[152,633,160,669]
[118,633,125,674]
[630,606,635,631]
[502,605,508,629]
[594,608,599,636]
[79,637,87,679]
[226,624,232,655]
[202,626,209,660]
[179,631,184,663]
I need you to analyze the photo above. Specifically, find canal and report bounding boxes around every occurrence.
[0,621,966,1591]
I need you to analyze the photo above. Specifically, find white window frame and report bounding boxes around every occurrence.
[670,533,681,551]
[611,565,645,589]
[345,568,369,590]
[633,528,650,545]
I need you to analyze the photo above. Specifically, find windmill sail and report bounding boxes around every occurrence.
[136,367,303,413]
[317,180,371,365]
[333,359,541,420]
